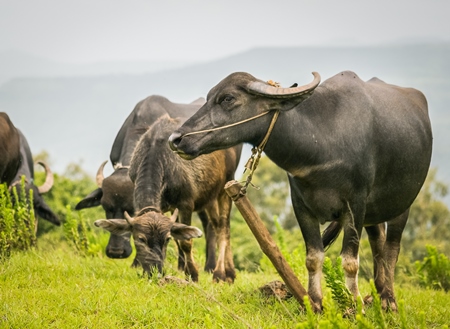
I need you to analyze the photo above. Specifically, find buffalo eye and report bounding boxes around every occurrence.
[137,235,147,243]
[220,94,235,106]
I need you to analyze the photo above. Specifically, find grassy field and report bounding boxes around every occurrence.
[1,228,449,329]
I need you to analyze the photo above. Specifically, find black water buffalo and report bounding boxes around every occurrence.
[10,130,60,226]
[168,70,432,310]
[76,96,217,270]
[95,115,242,282]
[0,112,20,185]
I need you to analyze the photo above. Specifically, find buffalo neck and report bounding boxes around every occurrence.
[133,151,165,212]
[258,96,335,177]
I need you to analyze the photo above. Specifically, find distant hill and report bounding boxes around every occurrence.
[0,50,194,86]
[1,45,449,189]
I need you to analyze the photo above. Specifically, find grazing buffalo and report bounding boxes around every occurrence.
[168,70,432,310]
[0,112,20,185]
[95,115,242,282]
[76,96,217,270]
[10,130,60,226]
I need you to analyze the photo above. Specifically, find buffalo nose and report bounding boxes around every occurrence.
[168,132,182,151]
[106,247,127,258]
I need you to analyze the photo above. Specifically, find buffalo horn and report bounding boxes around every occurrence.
[96,160,108,188]
[169,209,179,223]
[124,211,135,226]
[36,161,54,194]
[247,72,321,99]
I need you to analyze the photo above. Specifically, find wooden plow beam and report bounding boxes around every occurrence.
[225,180,320,313]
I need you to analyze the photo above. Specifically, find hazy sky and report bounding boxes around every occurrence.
[1,0,449,63]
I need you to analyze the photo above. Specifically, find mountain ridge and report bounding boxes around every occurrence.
[1,44,448,189]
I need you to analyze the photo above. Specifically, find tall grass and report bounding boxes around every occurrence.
[415,245,450,292]
[1,233,449,328]
[0,178,36,259]
[1,199,450,328]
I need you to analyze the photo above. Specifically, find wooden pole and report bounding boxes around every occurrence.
[225,180,320,312]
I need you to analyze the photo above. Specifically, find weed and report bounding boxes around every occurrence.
[322,257,355,313]
[63,205,104,257]
[415,245,450,292]
[0,178,36,259]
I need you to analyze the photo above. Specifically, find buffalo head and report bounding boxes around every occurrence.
[75,160,135,259]
[94,209,203,276]
[168,72,320,159]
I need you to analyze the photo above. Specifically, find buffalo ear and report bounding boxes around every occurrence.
[270,92,315,112]
[94,219,132,235]
[75,188,103,210]
[170,223,203,240]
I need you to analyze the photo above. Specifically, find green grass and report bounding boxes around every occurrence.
[1,229,449,328]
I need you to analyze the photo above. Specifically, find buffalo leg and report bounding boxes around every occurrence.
[219,192,235,282]
[289,177,324,308]
[177,240,199,281]
[198,210,217,272]
[380,209,409,311]
[340,200,365,304]
[207,192,235,283]
[175,240,186,271]
[365,223,387,298]
[178,210,199,281]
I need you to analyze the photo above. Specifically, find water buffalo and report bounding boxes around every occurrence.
[0,112,20,185]
[76,96,217,270]
[95,115,242,282]
[10,130,60,226]
[168,70,432,310]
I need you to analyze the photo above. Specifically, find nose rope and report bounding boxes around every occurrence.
[181,110,272,137]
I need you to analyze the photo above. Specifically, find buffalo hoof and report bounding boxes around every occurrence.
[185,270,199,282]
[363,294,373,305]
[226,268,236,283]
[364,294,398,312]
[189,274,199,282]
[381,296,398,312]
[212,269,235,283]
[204,261,216,273]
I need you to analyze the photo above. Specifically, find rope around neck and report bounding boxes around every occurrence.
[136,206,162,217]
[240,110,280,195]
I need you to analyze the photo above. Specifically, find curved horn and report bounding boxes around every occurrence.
[124,211,135,226]
[247,72,321,99]
[96,160,108,188]
[36,161,54,194]
[169,209,179,223]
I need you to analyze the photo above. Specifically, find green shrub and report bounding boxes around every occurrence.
[415,245,450,292]
[63,205,105,257]
[322,257,355,313]
[294,282,410,329]
[33,162,105,236]
[0,178,36,259]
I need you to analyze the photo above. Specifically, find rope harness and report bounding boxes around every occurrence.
[136,206,162,217]
[113,164,130,170]
[180,109,281,197]
[241,109,280,196]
